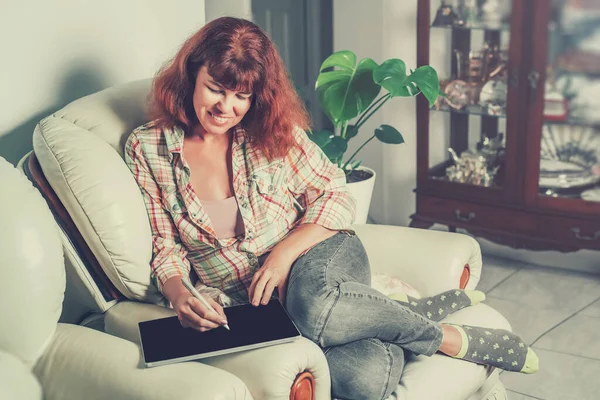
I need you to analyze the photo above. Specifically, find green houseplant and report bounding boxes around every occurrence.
[309,50,440,223]
[310,50,440,183]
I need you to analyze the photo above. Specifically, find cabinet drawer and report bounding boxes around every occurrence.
[537,216,600,249]
[417,195,537,233]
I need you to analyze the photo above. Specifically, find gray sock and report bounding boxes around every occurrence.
[390,289,486,322]
[447,324,539,374]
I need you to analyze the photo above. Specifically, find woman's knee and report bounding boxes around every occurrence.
[326,339,404,400]
[285,233,370,343]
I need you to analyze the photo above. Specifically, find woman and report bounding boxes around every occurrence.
[125,16,538,400]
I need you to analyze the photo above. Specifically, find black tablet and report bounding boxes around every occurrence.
[138,299,302,367]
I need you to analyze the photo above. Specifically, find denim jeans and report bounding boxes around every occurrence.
[285,231,443,400]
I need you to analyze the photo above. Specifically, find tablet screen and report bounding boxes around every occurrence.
[139,299,301,367]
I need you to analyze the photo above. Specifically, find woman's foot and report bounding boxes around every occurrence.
[389,289,486,322]
[440,324,539,374]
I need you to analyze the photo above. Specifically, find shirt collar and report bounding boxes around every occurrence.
[166,124,247,163]
[233,125,247,148]
[165,125,185,163]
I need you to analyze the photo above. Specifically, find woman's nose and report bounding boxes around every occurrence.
[217,95,234,114]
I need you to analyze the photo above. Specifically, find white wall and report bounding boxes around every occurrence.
[205,0,252,22]
[333,0,418,226]
[333,0,599,273]
[0,0,206,165]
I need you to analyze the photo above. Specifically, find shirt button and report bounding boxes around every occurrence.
[173,204,180,211]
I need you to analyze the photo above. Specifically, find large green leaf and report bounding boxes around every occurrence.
[373,59,415,97]
[308,130,334,149]
[316,50,381,125]
[409,66,440,106]
[322,136,348,162]
[374,60,440,105]
[374,124,405,144]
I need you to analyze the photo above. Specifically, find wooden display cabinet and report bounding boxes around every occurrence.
[412,0,600,251]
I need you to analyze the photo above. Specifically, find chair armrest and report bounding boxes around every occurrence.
[105,301,329,400]
[33,323,252,400]
[352,224,482,296]
[0,350,42,400]
[203,337,330,400]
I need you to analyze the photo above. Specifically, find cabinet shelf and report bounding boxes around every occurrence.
[431,22,510,32]
[432,103,506,118]
[434,103,600,128]
[544,118,600,129]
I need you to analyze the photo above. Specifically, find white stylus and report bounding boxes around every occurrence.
[181,278,230,331]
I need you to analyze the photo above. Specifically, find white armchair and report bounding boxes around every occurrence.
[16,80,511,400]
[0,157,253,400]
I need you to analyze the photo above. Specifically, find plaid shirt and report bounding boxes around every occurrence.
[125,123,356,305]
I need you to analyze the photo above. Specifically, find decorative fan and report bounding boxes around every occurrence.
[539,124,600,189]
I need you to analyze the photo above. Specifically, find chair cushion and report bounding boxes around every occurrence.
[32,80,163,303]
[0,158,64,366]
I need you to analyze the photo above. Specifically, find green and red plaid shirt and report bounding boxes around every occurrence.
[125,123,356,304]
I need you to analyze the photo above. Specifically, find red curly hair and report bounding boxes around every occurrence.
[150,17,310,159]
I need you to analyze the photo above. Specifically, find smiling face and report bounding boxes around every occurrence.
[191,66,253,137]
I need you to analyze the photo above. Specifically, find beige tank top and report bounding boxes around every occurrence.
[200,196,245,239]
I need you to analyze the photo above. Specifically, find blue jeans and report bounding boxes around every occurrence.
[285,231,443,400]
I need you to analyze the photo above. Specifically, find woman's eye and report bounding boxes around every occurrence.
[208,86,223,94]
[237,94,251,100]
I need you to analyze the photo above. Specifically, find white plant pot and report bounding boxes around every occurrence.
[346,166,376,224]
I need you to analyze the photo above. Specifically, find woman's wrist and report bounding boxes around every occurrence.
[161,275,189,304]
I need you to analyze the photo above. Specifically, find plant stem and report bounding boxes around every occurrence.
[354,93,391,131]
[340,121,349,139]
[343,134,375,171]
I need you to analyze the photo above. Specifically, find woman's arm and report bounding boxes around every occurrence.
[286,127,356,231]
[248,128,356,305]
[125,131,226,330]
[124,131,192,292]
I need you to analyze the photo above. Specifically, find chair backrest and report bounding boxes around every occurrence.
[0,158,64,366]
[32,79,163,304]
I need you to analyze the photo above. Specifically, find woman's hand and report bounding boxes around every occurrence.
[248,250,295,306]
[248,224,338,306]
[171,291,228,331]
[162,276,227,332]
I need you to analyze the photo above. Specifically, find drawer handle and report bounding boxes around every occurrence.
[455,210,476,222]
[571,228,600,241]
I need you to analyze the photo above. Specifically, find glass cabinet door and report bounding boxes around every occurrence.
[421,0,522,202]
[534,0,600,212]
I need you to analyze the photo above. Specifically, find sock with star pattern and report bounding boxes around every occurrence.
[389,289,486,322]
[445,324,539,374]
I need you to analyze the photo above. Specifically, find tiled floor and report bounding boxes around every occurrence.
[478,255,600,400]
